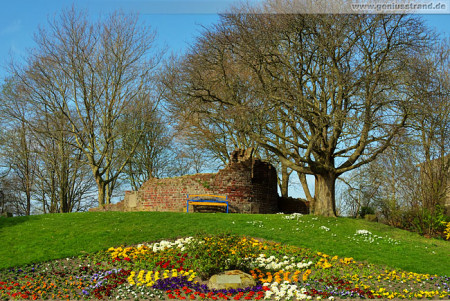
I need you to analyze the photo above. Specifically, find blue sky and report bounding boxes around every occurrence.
[0,0,239,80]
[0,0,449,83]
[0,0,448,199]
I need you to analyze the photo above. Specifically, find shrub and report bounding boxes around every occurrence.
[359,206,375,219]
[412,205,448,238]
[364,214,378,222]
[182,233,263,279]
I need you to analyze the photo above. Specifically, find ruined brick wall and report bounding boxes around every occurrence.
[211,152,278,213]
[123,173,216,212]
[92,148,281,214]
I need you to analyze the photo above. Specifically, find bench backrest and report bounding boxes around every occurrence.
[187,194,227,201]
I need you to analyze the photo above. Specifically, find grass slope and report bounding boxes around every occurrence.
[0,211,448,275]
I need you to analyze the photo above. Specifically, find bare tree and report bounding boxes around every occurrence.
[1,76,97,214]
[163,6,432,216]
[337,39,449,233]
[11,7,163,206]
[0,130,37,216]
[121,99,174,191]
[338,133,420,221]
[162,54,294,195]
[407,38,450,214]
[0,80,38,215]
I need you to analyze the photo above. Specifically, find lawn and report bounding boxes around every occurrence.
[0,212,449,300]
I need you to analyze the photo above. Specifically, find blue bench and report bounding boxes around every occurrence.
[186,194,228,213]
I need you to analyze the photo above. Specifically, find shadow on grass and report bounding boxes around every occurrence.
[0,215,31,231]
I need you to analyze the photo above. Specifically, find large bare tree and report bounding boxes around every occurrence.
[11,7,162,206]
[1,76,96,214]
[163,4,433,216]
[0,79,39,215]
[407,39,450,214]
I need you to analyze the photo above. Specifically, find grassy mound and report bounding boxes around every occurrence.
[0,211,448,276]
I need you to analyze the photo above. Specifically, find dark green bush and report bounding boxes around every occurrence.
[359,206,375,218]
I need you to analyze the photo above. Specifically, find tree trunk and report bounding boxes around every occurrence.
[50,172,58,213]
[313,172,337,217]
[297,171,315,212]
[96,178,106,207]
[26,189,31,216]
[280,164,289,198]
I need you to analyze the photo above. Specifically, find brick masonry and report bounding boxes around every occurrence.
[91,148,309,214]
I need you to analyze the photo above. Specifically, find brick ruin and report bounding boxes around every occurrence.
[91,148,308,214]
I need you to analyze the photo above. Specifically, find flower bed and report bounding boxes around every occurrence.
[1,231,449,300]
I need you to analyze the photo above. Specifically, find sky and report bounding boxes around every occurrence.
[0,0,239,81]
[0,0,449,83]
[0,0,449,199]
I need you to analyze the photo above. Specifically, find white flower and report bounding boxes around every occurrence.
[250,253,313,271]
[356,229,372,235]
[320,226,330,231]
[265,281,310,300]
[282,213,303,220]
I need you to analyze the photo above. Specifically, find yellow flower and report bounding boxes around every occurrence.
[146,271,153,283]
[340,257,354,264]
[302,269,312,281]
[188,272,197,282]
[127,271,136,286]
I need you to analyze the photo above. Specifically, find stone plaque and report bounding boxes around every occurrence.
[216,275,241,284]
[208,270,255,290]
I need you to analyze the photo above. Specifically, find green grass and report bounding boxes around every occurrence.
[0,211,448,275]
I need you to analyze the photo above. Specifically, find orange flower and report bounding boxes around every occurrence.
[302,269,312,281]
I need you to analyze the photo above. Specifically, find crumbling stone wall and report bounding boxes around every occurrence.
[124,173,216,212]
[210,149,278,213]
[92,149,281,214]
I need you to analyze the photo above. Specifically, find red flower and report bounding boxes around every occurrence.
[233,293,244,300]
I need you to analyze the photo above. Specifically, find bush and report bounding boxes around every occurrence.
[412,206,448,238]
[359,206,375,219]
[182,233,262,279]
[364,214,378,222]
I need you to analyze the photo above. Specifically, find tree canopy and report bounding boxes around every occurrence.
[162,7,434,216]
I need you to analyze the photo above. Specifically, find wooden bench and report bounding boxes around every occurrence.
[186,194,228,213]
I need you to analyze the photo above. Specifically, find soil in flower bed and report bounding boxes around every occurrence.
[1,233,449,300]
